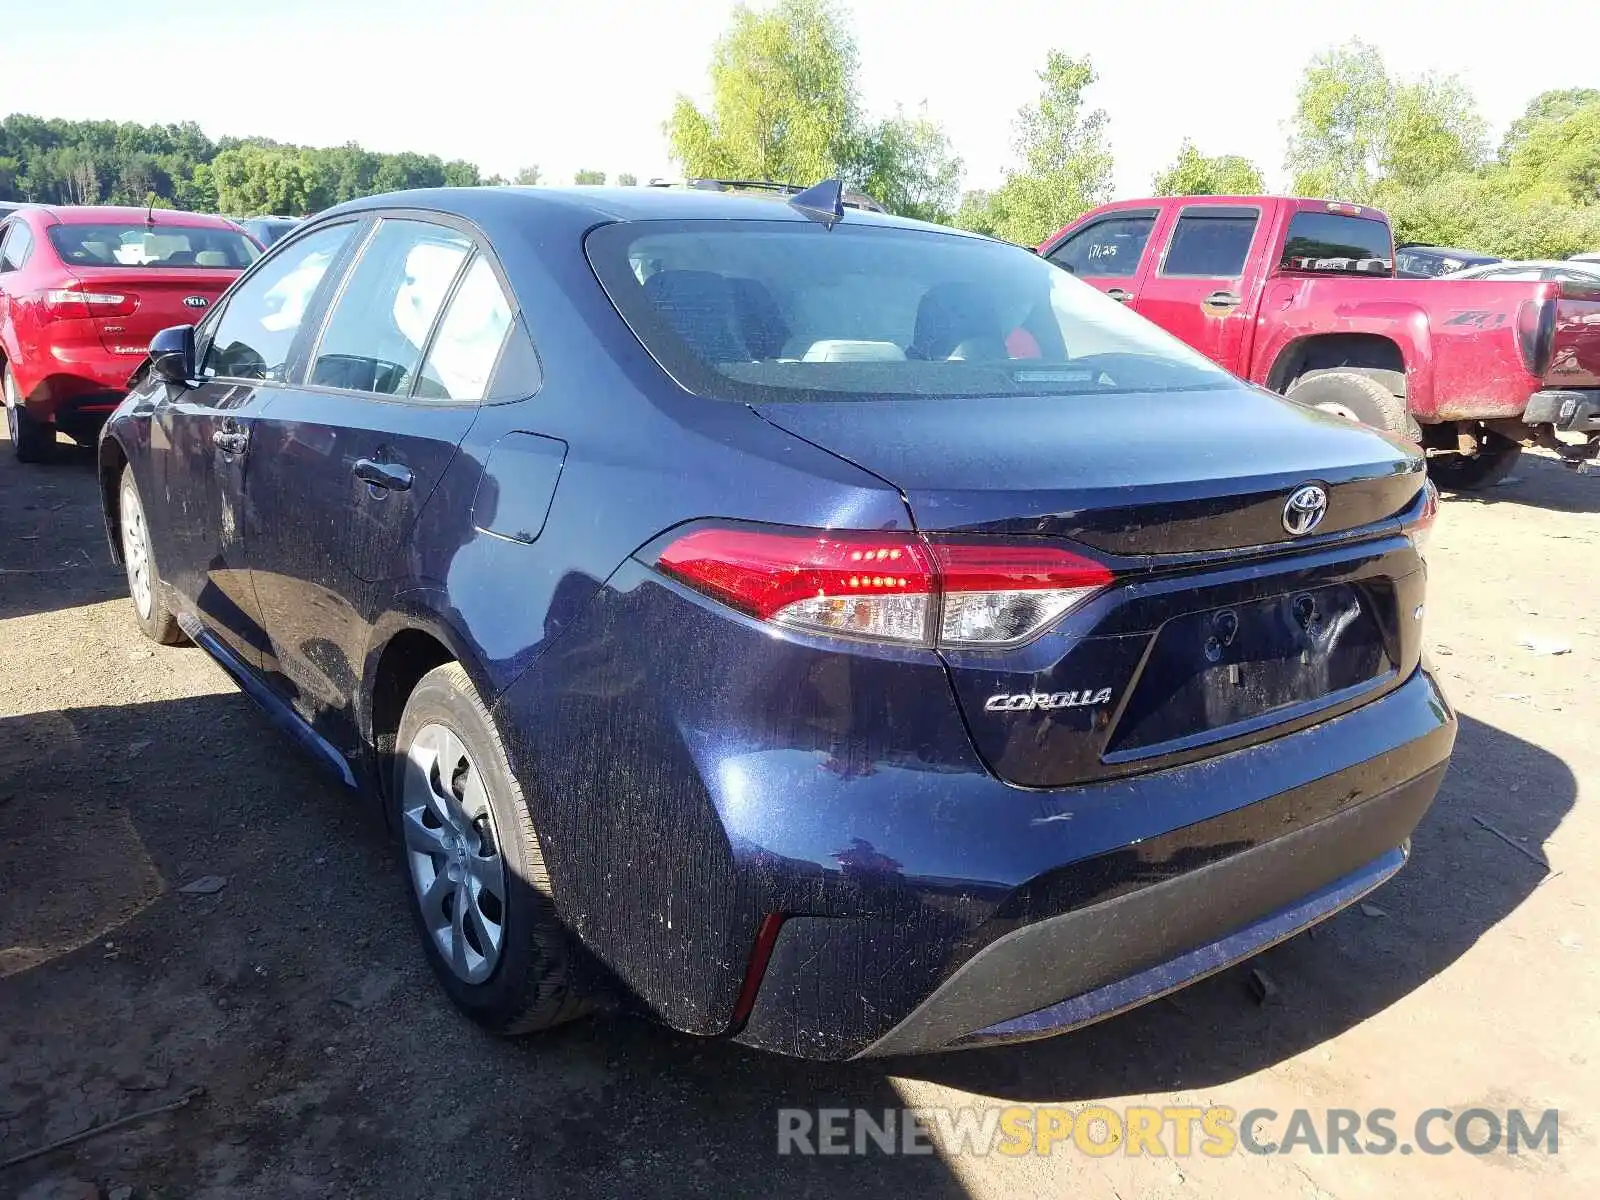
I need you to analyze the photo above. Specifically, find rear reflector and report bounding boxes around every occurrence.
[655,526,1114,648]
[39,287,138,321]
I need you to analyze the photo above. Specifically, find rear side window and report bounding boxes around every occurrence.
[205,222,356,381]
[587,219,1234,404]
[413,255,514,401]
[0,222,33,271]
[1280,213,1393,275]
[310,219,472,396]
[1045,214,1155,278]
[1160,208,1259,277]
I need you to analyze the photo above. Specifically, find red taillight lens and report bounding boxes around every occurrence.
[39,287,138,321]
[655,526,1114,647]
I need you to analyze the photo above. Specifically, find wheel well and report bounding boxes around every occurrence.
[370,629,456,799]
[1269,334,1406,396]
[99,438,129,563]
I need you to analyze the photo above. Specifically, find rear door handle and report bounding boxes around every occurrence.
[212,427,248,456]
[354,458,414,492]
[1106,288,1134,303]
[1204,290,1242,309]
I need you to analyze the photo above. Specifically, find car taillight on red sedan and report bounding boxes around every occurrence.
[38,287,139,322]
[655,526,1115,648]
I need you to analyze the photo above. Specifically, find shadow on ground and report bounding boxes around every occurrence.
[0,438,121,622]
[1435,449,1600,515]
[0,686,1571,1197]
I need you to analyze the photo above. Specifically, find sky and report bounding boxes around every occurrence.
[1,0,1594,197]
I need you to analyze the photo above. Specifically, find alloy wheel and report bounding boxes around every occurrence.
[402,723,508,984]
[120,480,154,620]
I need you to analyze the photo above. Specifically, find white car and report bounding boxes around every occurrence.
[1442,259,1600,283]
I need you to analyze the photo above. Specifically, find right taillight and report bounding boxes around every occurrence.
[653,525,1114,649]
[1515,291,1557,375]
[1406,479,1438,561]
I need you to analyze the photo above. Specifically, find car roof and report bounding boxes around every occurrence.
[1397,245,1496,258]
[35,205,247,229]
[318,185,962,236]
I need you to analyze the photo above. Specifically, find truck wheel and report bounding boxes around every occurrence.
[1286,371,1414,440]
[1427,430,1522,492]
[393,662,592,1035]
[4,366,55,463]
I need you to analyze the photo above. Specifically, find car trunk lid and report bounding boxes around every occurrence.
[755,386,1428,786]
[64,265,239,357]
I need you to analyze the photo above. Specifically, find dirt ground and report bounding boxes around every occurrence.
[1,428,1595,1200]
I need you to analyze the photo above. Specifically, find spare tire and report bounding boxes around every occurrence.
[1286,370,1415,440]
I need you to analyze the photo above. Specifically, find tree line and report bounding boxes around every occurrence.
[3,1,1597,259]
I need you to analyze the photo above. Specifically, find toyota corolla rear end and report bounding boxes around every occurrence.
[497,211,1455,1060]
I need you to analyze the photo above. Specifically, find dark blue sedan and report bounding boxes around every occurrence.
[99,182,1455,1058]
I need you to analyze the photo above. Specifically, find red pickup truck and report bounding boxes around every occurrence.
[1040,196,1600,488]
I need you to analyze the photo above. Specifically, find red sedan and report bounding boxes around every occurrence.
[0,205,260,461]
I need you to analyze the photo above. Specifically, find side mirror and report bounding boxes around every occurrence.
[150,325,196,386]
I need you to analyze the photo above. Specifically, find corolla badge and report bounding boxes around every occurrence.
[183,296,209,309]
[1282,484,1328,536]
[984,688,1113,713]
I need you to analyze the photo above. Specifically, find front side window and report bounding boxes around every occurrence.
[205,222,357,381]
[1160,209,1259,277]
[1045,214,1156,278]
[310,219,471,396]
[413,255,514,401]
[588,220,1235,404]
[48,222,259,269]
[1279,213,1393,276]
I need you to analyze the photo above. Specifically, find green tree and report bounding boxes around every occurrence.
[512,164,542,185]
[442,159,481,188]
[971,51,1112,247]
[1501,88,1600,158]
[846,106,962,223]
[953,189,999,237]
[1503,98,1600,206]
[1153,140,1264,196]
[574,168,607,184]
[617,172,639,186]
[666,0,858,185]
[1286,42,1484,200]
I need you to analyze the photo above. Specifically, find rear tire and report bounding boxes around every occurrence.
[119,466,185,645]
[4,366,54,463]
[1427,430,1522,491]
[393,662,591,1035]
[1287,370,1415,440]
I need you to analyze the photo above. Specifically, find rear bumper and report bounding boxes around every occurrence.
[12,344,138,422]
[1523,388,1600,433]
[854,766,1439,1057]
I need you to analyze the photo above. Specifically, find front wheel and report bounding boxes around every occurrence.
[119,466,185,644]
[1427,430,1522,491]
[394,662,591,1035]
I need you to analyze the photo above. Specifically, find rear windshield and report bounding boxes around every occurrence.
[48,222,260,269]
[587,220,1235,404]
[1279,213,1393,276]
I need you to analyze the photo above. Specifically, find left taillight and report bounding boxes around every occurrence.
[653,525,1115,648]
[38,287,138,322]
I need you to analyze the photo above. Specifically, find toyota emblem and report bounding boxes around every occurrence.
[1282,484,1329,536]
[183,296,209,309]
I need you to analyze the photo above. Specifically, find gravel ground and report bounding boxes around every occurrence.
[1,430,1595,1200]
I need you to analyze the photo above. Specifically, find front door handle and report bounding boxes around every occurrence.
[212,427,248,456]
[1106,287,1134,303]
[1204,290,1242,309]
[354,458,414,492]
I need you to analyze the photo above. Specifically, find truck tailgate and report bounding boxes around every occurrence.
[1547,282,1600,388]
